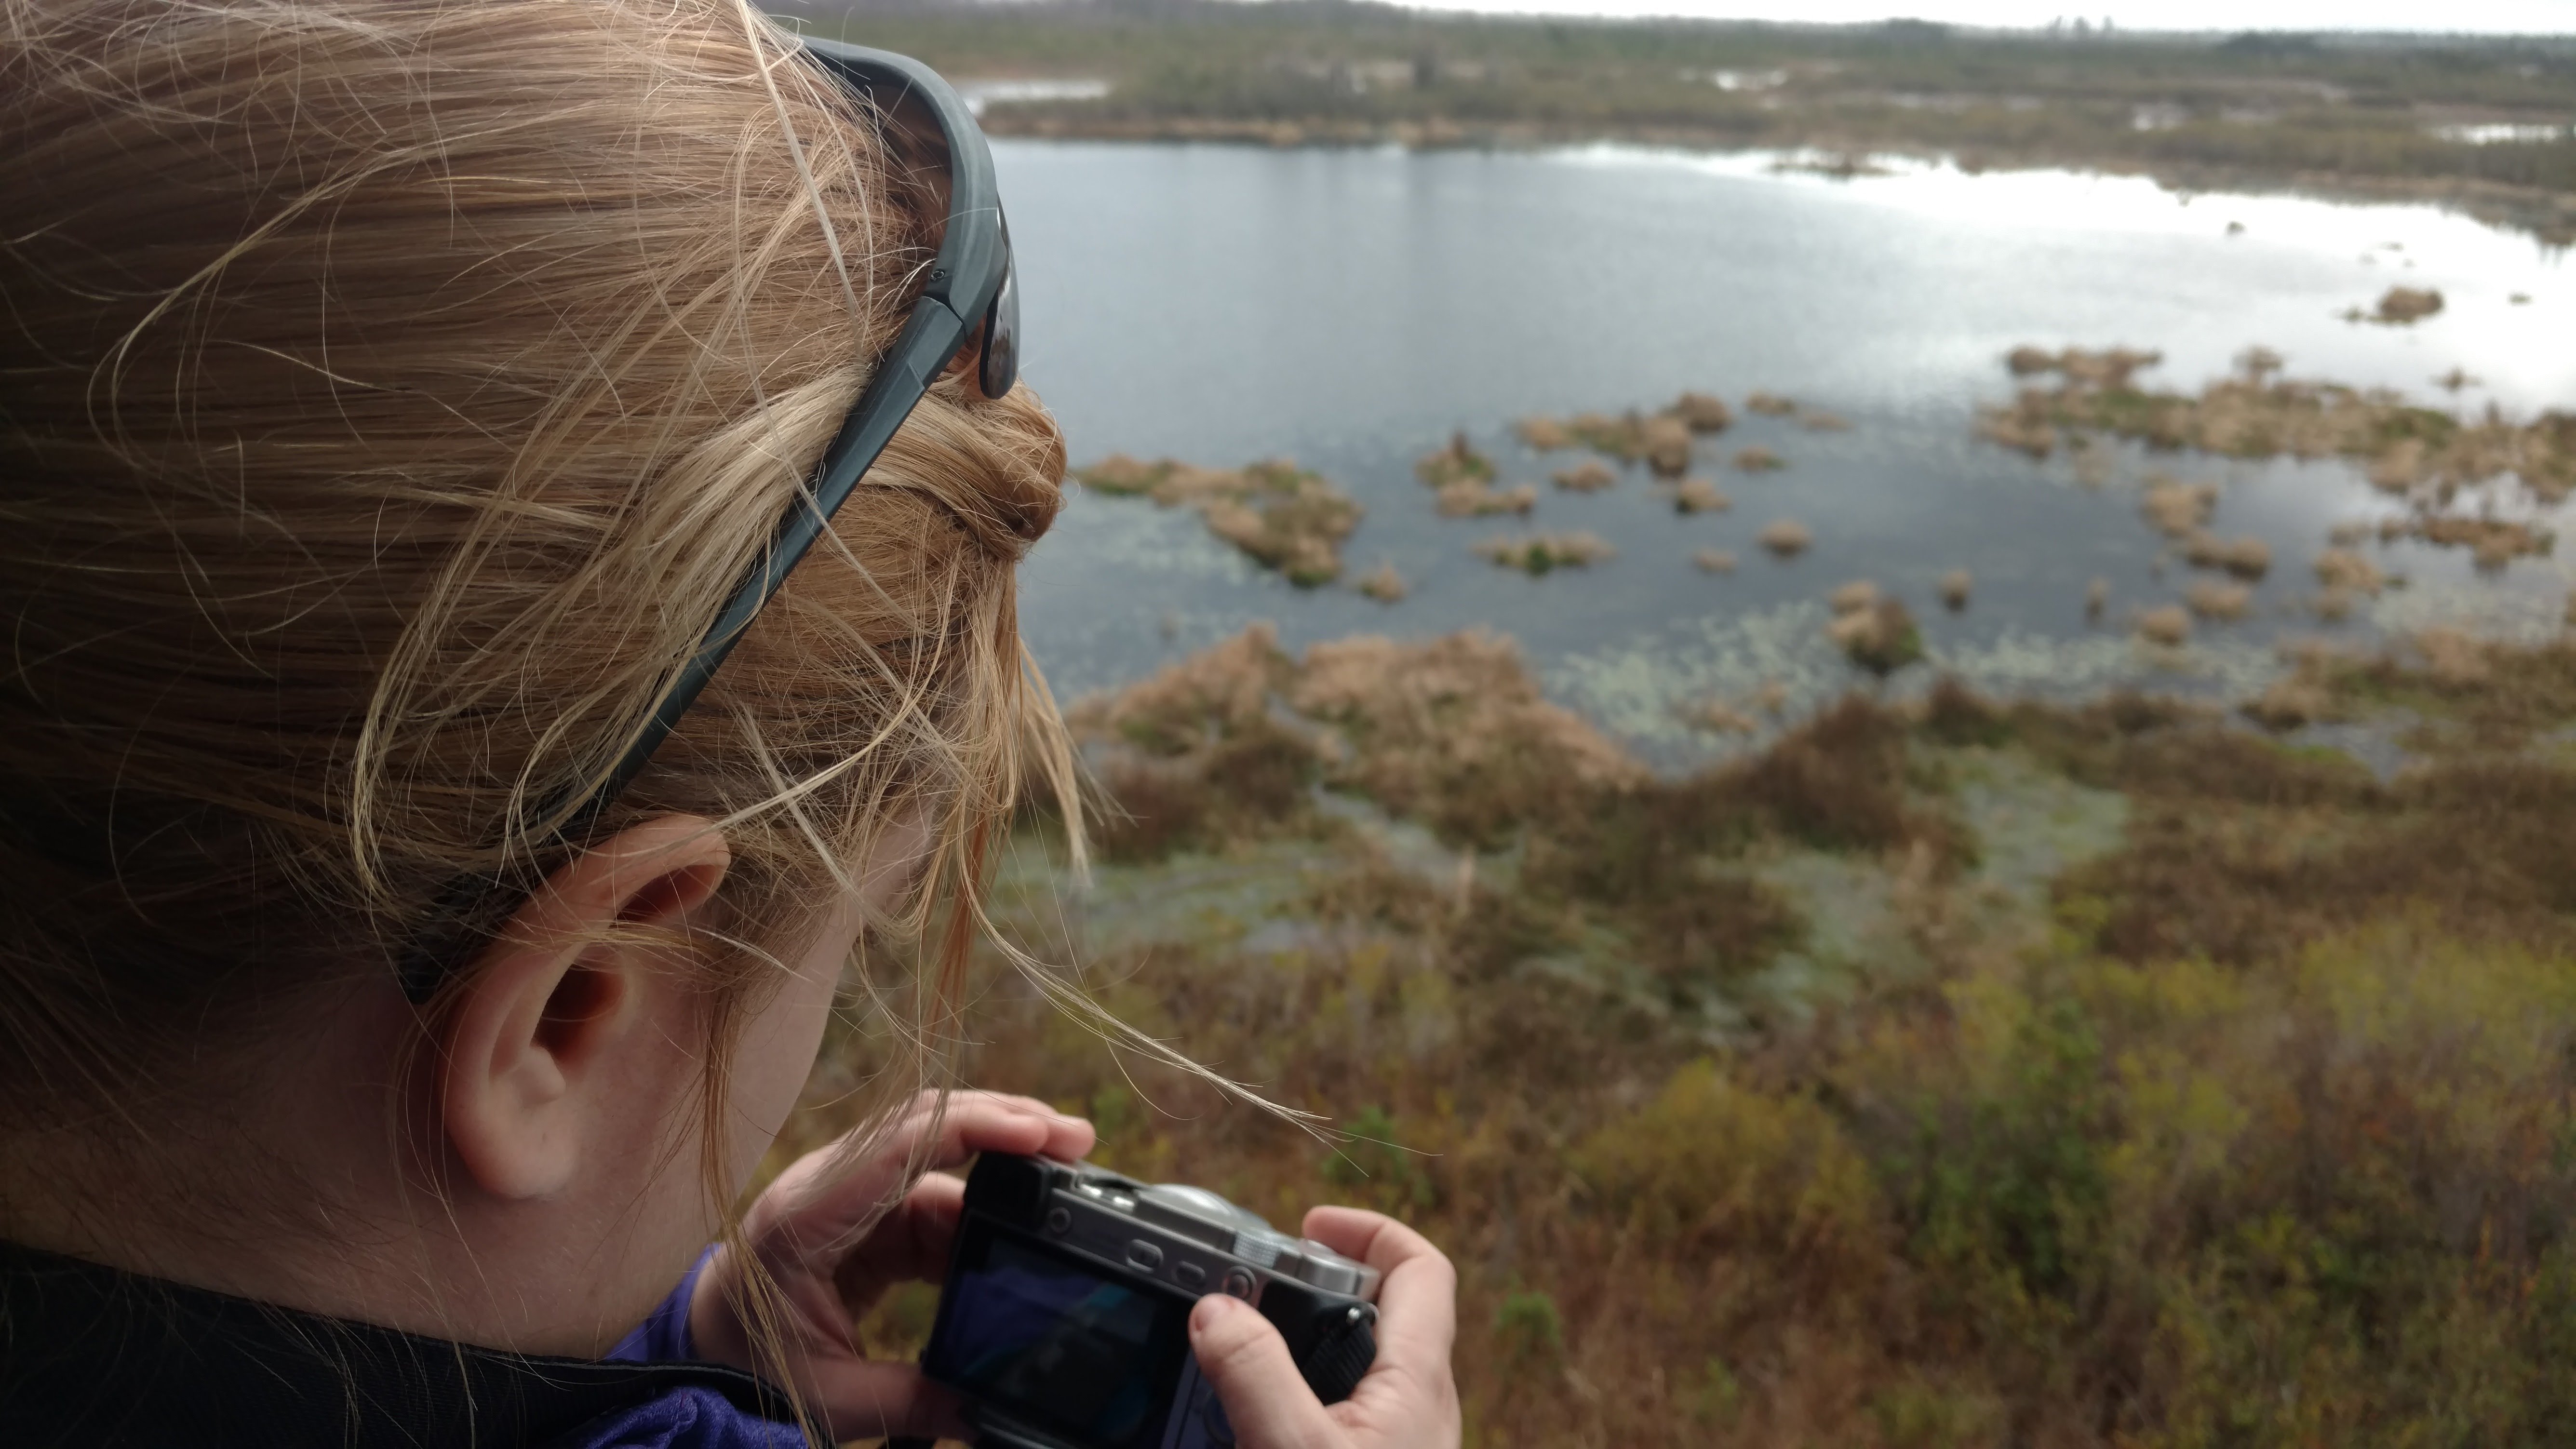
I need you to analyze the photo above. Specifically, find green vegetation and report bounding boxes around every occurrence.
[781,620,2576,1446]
[791,0,2576,242]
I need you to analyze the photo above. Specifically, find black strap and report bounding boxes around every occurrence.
[0,1240,805,1449]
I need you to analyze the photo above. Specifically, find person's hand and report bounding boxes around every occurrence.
[1188,1207,1460,1449]
[687,1089,1094,1443]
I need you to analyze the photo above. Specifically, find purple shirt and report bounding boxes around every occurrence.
[570,1248,805,1449]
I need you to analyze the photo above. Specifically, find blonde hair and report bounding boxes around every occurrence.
[0,0,1075,1301]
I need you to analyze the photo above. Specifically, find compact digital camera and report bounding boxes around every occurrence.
[919,1154,1382,1449]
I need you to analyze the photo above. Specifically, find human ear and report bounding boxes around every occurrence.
[439,815,731,1200]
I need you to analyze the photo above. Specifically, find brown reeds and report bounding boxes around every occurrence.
[2185,578,2254,621]
[1416,430,1497,488]
[1977,404,2058,458]
[1828,590,1923,675]
[2244,670,2335,729]
[1569,411,1650,462]
[1357,562,1408,604]
[1759,519,1813,558]
[2315,548,2386,595]
[2372,285,2446,324]
[1436,479,1538,517]
[1672,392,1734,433]
[1939,569,1973,611]
[1828,579,1881,614]
[1077,454,1363,586]
[2087,577,2111,619]
[1978,346,2576,510]
[1475,531,1615,575]
[1734,445,1787,473]
[2180,532,2271,579]
[2141,476,2219,537]
[1746,391,1797,417]
[1693,548,1738,574]
[2003,345,2163,388]
[2382,515,2551,569]
[2135,604,2191,645]
[1554,459,1618,493]
[1641,415,1694,477]
[2414,626,2492,685]
[1515,416,1573,451]
[1670,477,1731,514]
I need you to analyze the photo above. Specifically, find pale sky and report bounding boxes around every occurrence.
[1397,0,2576,33]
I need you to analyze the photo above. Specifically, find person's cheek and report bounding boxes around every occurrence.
[722,897,865,1185]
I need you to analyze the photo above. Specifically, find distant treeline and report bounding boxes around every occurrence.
[772,0,2576,240]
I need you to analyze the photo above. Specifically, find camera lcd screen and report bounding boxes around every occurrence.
[926,1220,1194,1449]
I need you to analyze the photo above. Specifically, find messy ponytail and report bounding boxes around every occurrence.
[0,0,1073,1270]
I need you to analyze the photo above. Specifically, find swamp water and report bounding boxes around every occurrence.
[1000,139,2576,761]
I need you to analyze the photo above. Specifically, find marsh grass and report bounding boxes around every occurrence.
[1437,478,1539,517]
[1674,391,1735,433]
[2182,578,2253,621]
[1357,560,1409,603]
[782,628,2576,1448]
[1551,459,1617,493]
[1670,477,1732,514]
[1476,531,1616,575]
[1761,518,1815,557]
[2179,532,2270,579]
[2369,284,2447,324]
[1077,454,1363,584]
[1979,350,2576,522]
[1830,599,1927,675]
[1420,430,1499,488]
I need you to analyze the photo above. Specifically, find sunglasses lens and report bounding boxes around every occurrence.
[979,258,1019,399]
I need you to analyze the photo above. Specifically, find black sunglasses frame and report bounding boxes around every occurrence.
[394,42,1018,1002]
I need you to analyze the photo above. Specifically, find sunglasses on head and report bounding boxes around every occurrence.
[395,42,1017,1002]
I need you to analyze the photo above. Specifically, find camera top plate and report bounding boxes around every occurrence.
[1027,1159,1382,1305]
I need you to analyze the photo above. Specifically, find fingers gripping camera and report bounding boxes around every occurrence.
[921,1154,1382,1449]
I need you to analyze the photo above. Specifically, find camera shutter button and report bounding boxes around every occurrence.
[1221,1267,1255,1299]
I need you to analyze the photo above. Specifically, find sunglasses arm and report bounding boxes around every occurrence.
[391,295,969,1004]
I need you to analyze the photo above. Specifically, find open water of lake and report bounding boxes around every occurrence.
[997,139,2576,758]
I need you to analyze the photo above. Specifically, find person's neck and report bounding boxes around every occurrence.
[0,986,675,1357]
[0,1020,449,1318]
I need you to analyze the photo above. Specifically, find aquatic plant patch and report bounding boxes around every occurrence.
[1978,349,2576,508]
[1077,453,1363,586]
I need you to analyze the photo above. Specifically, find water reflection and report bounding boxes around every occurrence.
[998,140,2572,758]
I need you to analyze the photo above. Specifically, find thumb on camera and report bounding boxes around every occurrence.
[1190,1295,1340,1449]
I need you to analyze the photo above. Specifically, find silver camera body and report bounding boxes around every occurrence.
[921,1155,1381,1449]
